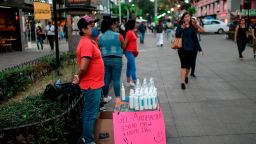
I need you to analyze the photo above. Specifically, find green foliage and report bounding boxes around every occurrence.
[188,6,197,16]
[0,94,65,128]
[0,52,76,101]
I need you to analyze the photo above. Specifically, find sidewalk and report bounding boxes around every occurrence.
[127,33,256,144]
[0,41,68,71]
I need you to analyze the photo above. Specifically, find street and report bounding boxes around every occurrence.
[135,33,256,144]
[1,33,256,144]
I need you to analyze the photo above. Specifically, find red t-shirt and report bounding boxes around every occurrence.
[76,36,104,90]
[125,30,137,52]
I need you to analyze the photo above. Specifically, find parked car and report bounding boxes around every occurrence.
[226,20,238,39]
[202,19,229,34]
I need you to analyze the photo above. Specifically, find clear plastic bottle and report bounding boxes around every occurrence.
[121,83,126,101]
[129,89,134,110]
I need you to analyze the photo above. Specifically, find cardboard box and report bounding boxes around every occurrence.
[94,111,114,144]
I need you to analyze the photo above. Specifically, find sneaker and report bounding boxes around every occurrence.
[129,82,136,87]
[103,96,112,103]
[100,106,107,111]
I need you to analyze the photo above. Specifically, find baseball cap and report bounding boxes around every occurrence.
[77,15,99,30]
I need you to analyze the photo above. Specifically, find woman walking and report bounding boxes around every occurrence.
[234,18,248,59]
[175,12,202,90]
[124,20,138,86]
[98,19,125,104]
[36,26,44,51]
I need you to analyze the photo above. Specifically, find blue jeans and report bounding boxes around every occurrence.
[140,32,145,43]
[37,37,43,50]
[103,57,122,97]
[81,88,102,144]
[125,51,137,81]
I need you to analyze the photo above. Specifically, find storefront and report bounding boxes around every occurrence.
[0,0,33,52]
[0,7,21,52]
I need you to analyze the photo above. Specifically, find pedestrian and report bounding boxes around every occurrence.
[45,21,55,51]
[98,19,125,105]
[166,19,174,42]
[36,26,44,51]
[73,15,104,144]
[119,19,126,38]
[63,24,68,42]
[175,12,202,90]
[190,17,205,78]
[250,21,256,58]
[138,22,146,44]
[234,18,248,59]
[124,19,138,87]
[155,20,164,47]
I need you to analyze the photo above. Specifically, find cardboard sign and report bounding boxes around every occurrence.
[113,110,166,144]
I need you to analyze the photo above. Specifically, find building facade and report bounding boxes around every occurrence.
[196,0,256,23]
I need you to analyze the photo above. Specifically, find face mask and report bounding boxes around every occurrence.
[91,27,99,38]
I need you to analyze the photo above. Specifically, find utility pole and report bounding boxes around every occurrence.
[119,0,122,23]
[154,0,158,23]
[53,0,60,73]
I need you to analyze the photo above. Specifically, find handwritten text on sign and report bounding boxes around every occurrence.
[113,110,166,144]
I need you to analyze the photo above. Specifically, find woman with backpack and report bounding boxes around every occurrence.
[36,26,44,51]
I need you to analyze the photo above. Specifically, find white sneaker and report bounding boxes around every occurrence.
[129,82,136,87]
[103,96,112,103]
[100,106,107,111]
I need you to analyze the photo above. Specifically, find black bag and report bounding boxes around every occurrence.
[43,81,81,106]
[41,34,46,40]
[43,84,59,100]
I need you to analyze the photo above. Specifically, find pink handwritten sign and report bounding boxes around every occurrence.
[113,109,166,144]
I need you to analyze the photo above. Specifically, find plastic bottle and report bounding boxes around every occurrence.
[148,88,153,110]
[139,94,144,111]
[152,88,157,109]
[129,89,134,110]
[143,78,147,88]
[142,87,147,110]
[135,79,141,90]
[121,83,126,101]
[134,90,139,111]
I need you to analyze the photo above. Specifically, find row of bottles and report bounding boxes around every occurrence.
[121,78,158,111]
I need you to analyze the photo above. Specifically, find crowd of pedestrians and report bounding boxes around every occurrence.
[68,9,256,143]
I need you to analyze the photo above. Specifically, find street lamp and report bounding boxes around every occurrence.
[177,4,181,8]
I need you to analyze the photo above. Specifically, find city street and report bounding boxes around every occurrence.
[134,32,256,144]
[1,32,256,143]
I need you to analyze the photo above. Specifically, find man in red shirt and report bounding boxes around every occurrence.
[73,15,104,144]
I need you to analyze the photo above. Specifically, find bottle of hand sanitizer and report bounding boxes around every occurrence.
[121,83,126,101]
[129,89,134,110]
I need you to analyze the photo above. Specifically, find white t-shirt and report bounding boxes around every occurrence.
[45,25,55,35]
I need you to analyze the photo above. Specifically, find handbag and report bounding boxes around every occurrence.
[171,37,182,49]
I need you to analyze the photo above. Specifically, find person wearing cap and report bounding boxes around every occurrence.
[73,15,104,144]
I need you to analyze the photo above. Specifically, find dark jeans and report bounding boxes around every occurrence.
[81,88,102,143]
[237,39,246,57]
[47,35,54,50]
[102,57,122,97]
[140,32,145,44]
[37,37,43,50]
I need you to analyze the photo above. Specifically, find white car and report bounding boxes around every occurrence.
[202,19,229,34]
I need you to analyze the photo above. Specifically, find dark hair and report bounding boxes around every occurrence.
[180,12,193,26]
[77,18,89,36]
[101,19,114,33]
[125,19,136,31]
[37,26,42,31]
[48,21,51,25]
